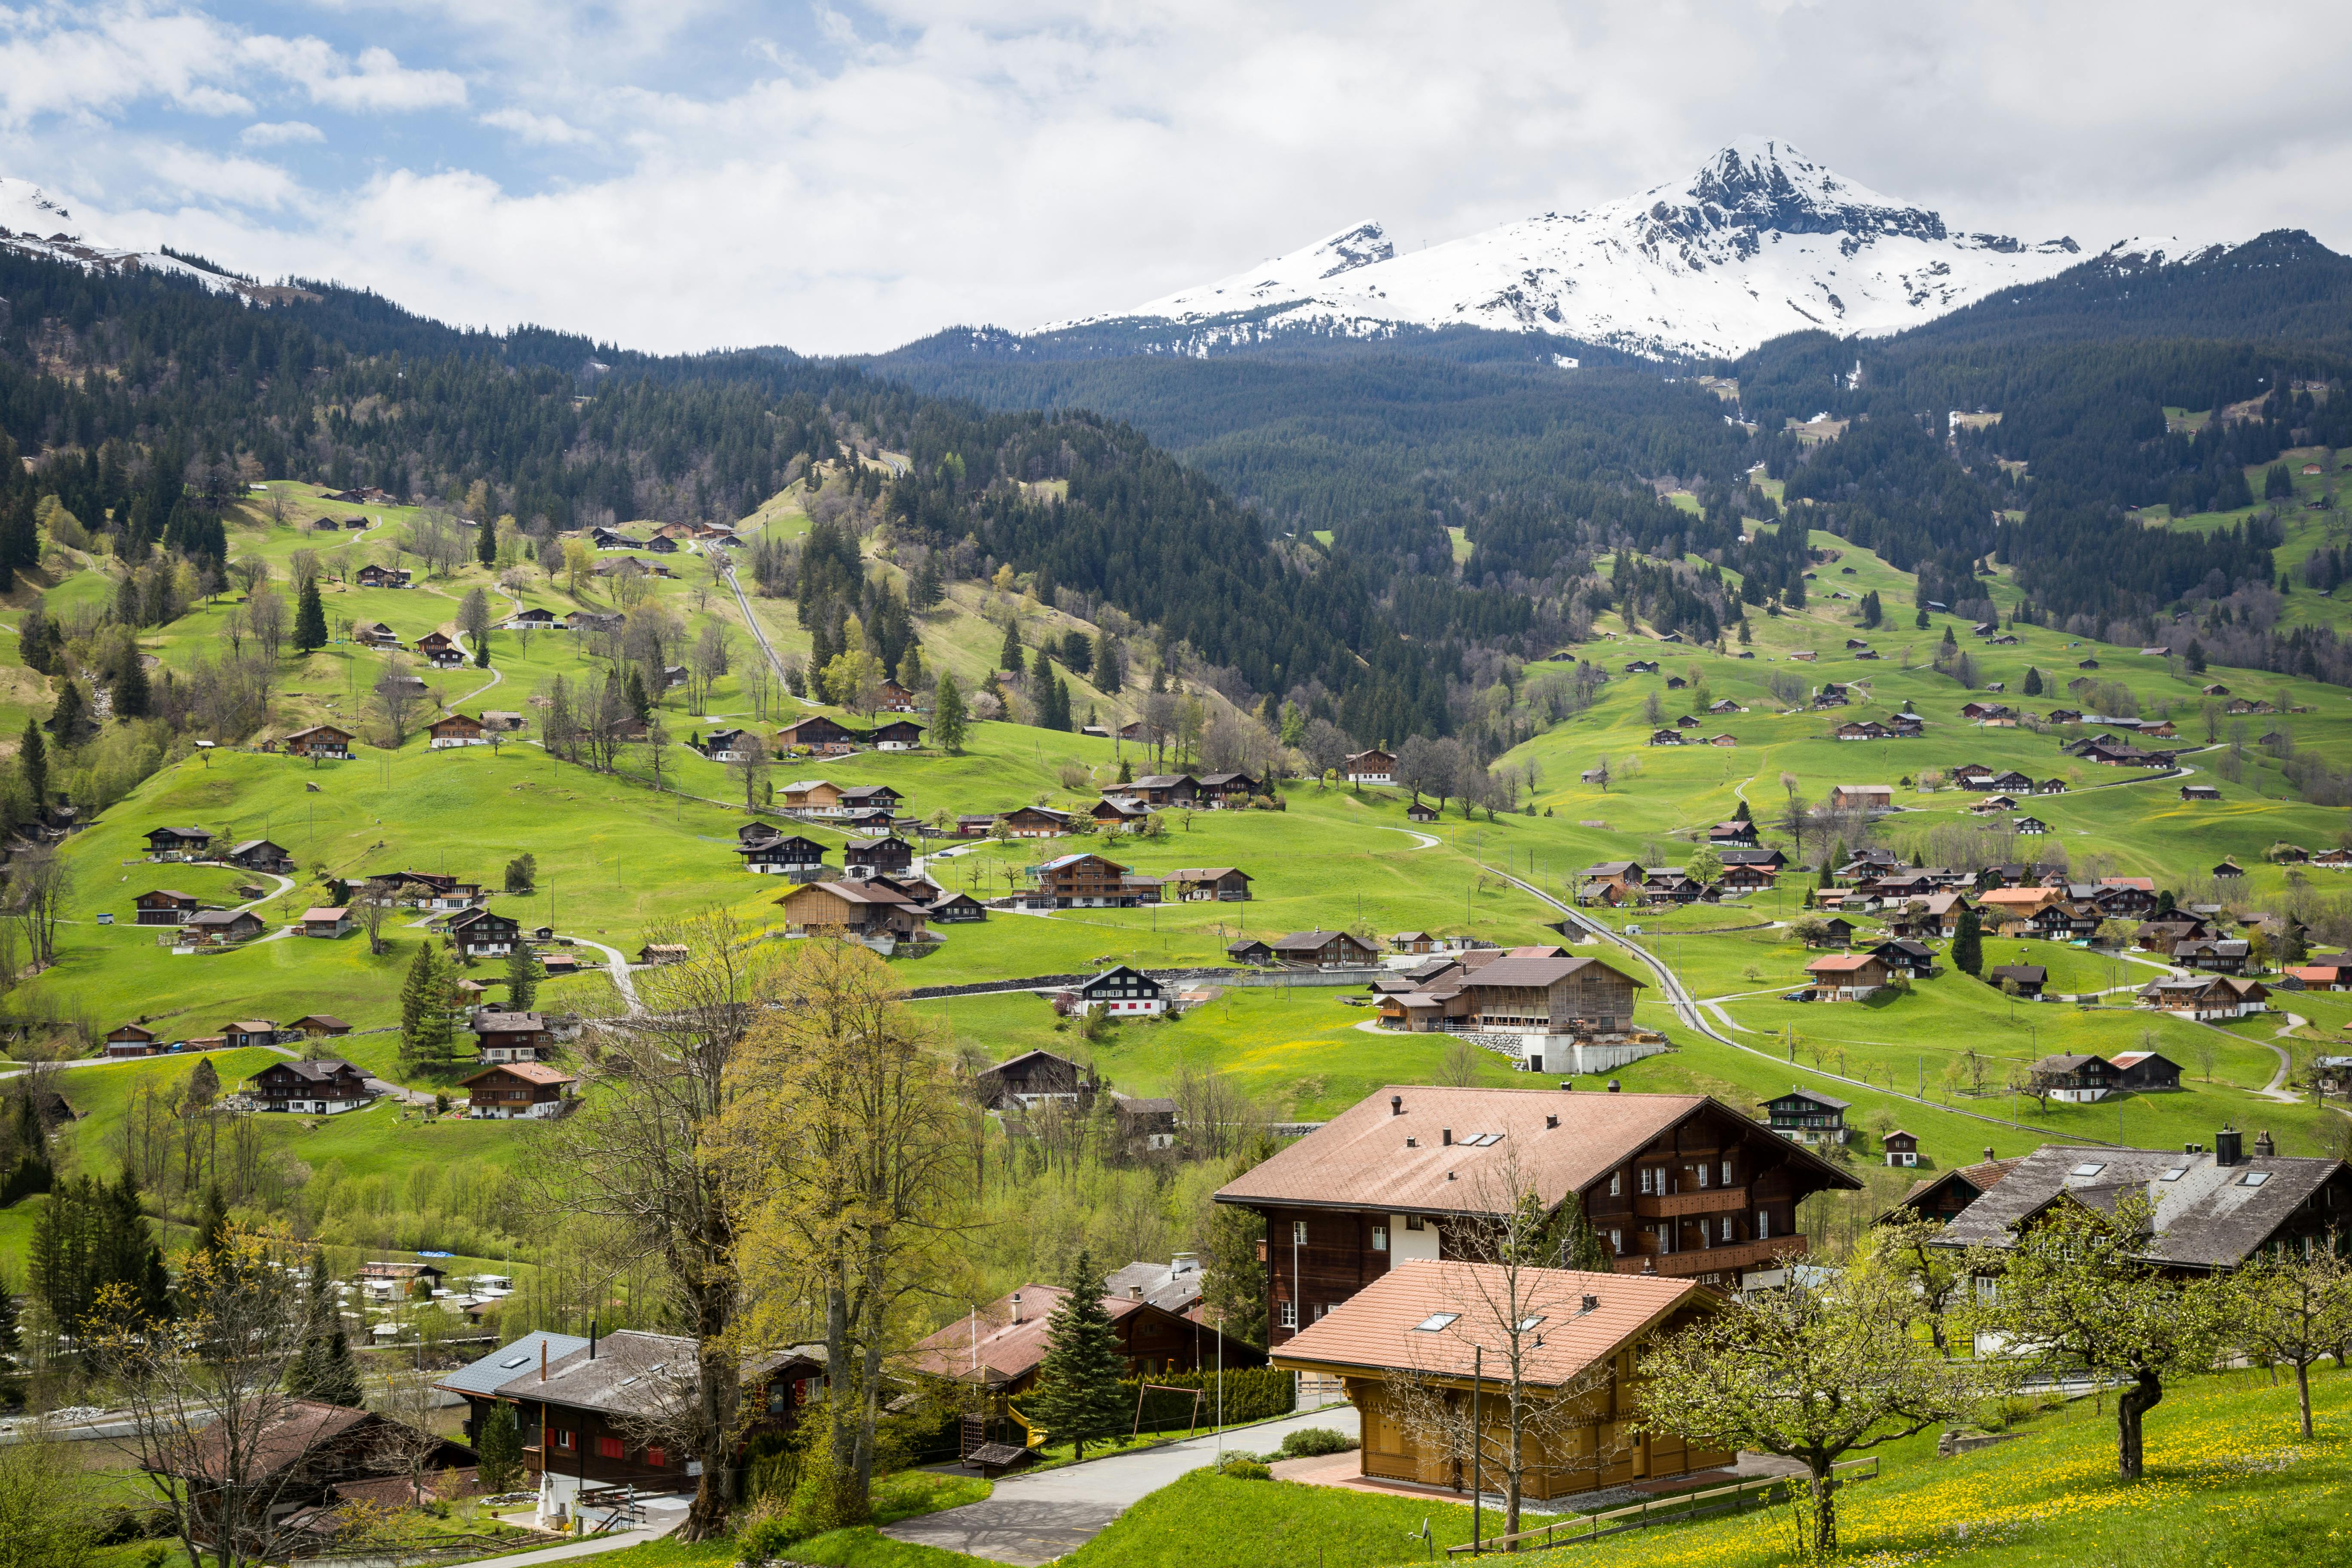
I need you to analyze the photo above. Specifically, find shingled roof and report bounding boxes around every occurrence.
[1932,1143,2351,1271]
[1214,1086,1857,1217]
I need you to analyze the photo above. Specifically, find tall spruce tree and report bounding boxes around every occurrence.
[1026,1252,1125,1460]
[1951,906,1984,977]
[191,1183,231,1261]
[932,672,967,753]
[506,943,539,1011]
[110,649,150,720]
[998,620,1024,677]
[476,1400,524,1491]
[1094,631,1121,693]
[476,512,498,568]
[18,718,43,807]
[399,942,454,1068]
[294,574,329,653]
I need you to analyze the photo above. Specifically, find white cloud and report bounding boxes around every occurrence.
[479,107,593,146]
[14,0,2352,354]
[241,120,325,146]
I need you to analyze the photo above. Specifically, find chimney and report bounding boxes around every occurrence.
[1607,1079,1621,1093]
[2215,1128,2244,1167]
[539,1341,547,1382]
[1580,1293,1599,1314]
[1130,1285,1144,1300]
[1406,1136,1418,1147]
[1560,1080,1574,1091]
[1390,1094,1403,1116]
[588,1320,597,1360]
[1011,1292,1023,1323]
[1442,1127,1453,1146]
[1984,1147,1996,1164]
[1546,1114,1559,1130]
[2254,1130,2276,1158]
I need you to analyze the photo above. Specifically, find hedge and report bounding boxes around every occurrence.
[1116,1368,1295,1432]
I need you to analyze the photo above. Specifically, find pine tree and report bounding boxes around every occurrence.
[110,650,150,720]
[506,942,539,1011]
[312,1329,364,1408]
[400,942,454,1067]
[1733,797,1751,822]
[626,668,651,722]
[476,512,498,568]
[1952,906,1983,977]
[2186,639,2207,673]
[2023,665,2043,696]
[18,718,43,807]
[294,575,329,653]
[1026,1252,1125,1460]
[477,1400,525,1491]
[910,552,943,610]
[932,672,967,753]
[1095,631,1121,693]
[191,1182,231,1260]
[998,620,1024,677]
[1051,676,1072,732]
[1914,604,1930,630]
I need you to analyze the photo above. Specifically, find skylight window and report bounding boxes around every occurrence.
[1412,1313,1460,1332]
[2070,1163,2107,1178]
[499,1354,532,1369]
[2159,1167,2187,1183]
[1516,1315,1547,1333]
[2242,1172,2271,1187]
[1471,1133,1504,1147]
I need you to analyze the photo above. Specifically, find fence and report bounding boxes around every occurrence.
[1444,1455,1879,1555]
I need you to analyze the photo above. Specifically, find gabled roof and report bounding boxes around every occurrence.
[1457,954,1644,992]
[462,1061,575,1087]
[1274,1261,1699,1389]
[1934,1144,2351,1271]
[436,1331,591,1396]
[1215,1086,1858,1216]
[1267,928,1372,951]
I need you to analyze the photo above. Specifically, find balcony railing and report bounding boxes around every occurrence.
[1611,1234,1805,1277]
[1632,1185,1749,1219]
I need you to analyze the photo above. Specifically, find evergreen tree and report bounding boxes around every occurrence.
[1061,629,1093,675]
[18,718,44,807]
[1051,675,1072,732]
[998,620,1024,677]
[2023,665,2043,696]
[1951,906,1983,977]
[932,672,968,753]
[1026,1252,1125,1461]
[506,942,539,1011]
[0,1276,22,1405]
[626,668,651,723]
[476,511,498,568]
[1914,604,1931,629]
[294,575,329,653]
[476,1400,525,1491]
[2186,639,2207,673]
[910,551,943,611]
[1733,796,1751,822]
[110,649,150,720]
[306,1329,365,1408]
[191,1182,231,1261]
[399,942,454,1068]
[1095,631,1121,693]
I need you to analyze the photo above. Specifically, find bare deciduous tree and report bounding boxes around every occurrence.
[247,585,287,662]
[7,846,69,971]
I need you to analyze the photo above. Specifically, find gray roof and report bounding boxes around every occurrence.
[487,1329,820,1412]
[1103,1257,1204,1314]
[1459,954,1642,992]
[1934,1144,2351,1271]
[438,1331,590,1397]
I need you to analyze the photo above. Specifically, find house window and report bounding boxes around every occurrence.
[1608,1228,1623,1253]
[646,1447,668,1468]
[1279,1301,1298,1329]
[1405,1214,1426,1231]
[597,1436,625,1460]
[1638,1168,1654,1195]
[1757,1210,1771,1240]
[552,1429,575,1451]
[1720,1160,1733,1187]
[1721,1218,1733,1243]
[1314,1304,1329,1321]
[1609,1170,1622,1197]
[1695,1164,1709,1189]
[1372,1225,1388,1253]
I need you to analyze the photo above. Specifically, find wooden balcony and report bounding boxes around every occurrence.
[1632,1185,1749,1219]
[1612,1234,1804,1277]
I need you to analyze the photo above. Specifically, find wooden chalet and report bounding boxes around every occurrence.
[416,630,467,668]
[2137,974,2269,1020]
[1167,867,1253,902]
[777,778,843,812]
[1988,963,2047,998]
[355,564,412,588]
[977,1048,1091,1109]
[1881,1130,1920,1168]
[2028,1053,2116,1102]
[245,1059,373,1115]
[907,1280,1260,1394]
[1259,929,1379,968]
[1275,1264,1730,1498]
[775,879,928,939]
[1406,800,1440,824]
[427,713,488,749]
[283,725,355,760]
[997,805,1072,838]
[1882,1152,2019,1225]
[1216,1085,1860,1343]
[461,1062,577,1120]
[775,714,862,753]
[738,832,829,878]
[925,889,987,923]
[1803,952,1889,1000]
[105,1023,159,1058]
[444,908,521,957]
[285,1015,351,1039]
[1090,796,1152,831]
[1827,784,1892,812]
[843,835,917,877]
[220,1020,277,1050]
[2109,1050,2184,1090]
[1761,1087,1848,1144]
[1032,852,1160,908]
[144,825,212,859]
[1124,774,1202,808]
[1066,965,1166,1017]
[223,838,294,873]
[1344,750,1396,785]
[1932,1136,2352,1276]
[1197,771,1259,807]
[869,720,925,751]
[135,889,207,925]
[471,1010,554,1063]
[185,909,264,945]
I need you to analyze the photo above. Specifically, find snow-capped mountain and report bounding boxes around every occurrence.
[1047,141,2118,360]
[0,178,282,302]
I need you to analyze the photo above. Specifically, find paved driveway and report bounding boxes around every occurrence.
[883,1403,1362,1566]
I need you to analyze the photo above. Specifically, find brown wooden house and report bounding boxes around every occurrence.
[135,889,207,925]
[1216,1085,1858,1347]
[460,1061,577,1119]
[906,1281,1263,1393]
[1167,867,1253,901]
[997,805,1072,838]
[282,725,355,760]
[245,1059,373,1115]
[775,879,928,938]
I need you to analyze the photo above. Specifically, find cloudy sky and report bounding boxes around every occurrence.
[6,0,2351,356]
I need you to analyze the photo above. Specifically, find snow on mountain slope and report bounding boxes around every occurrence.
[1047,140,2098,360]
[0,178,289,302]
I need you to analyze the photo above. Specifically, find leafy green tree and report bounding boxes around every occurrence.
[476,1400,525,1491]
[2216,1248,2352,1438]
[1951,905,1982,976]
[294,575,329,654]
[931,672,967,753]
[1960,1194,2219,1480]
[1026,1252,1125,1460]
